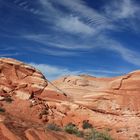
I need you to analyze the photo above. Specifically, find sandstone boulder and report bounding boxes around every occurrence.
[0,58,48,100]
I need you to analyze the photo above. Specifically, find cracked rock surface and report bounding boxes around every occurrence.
[48,73,140,140]
[0,58,82,140]
[0,58,140,140]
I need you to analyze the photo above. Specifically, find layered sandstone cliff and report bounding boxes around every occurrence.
[0,58,140,140]
[0,58,82,140]
[48,73,140,140]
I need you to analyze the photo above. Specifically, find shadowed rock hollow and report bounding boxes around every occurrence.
[0,58,140,140]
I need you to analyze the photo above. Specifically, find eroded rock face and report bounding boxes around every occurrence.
[0,58,48,100]
[0,119,83,140]
[1,58,140,140]
[49,73,140,112]
[48,73,140,140]
[0,58,72,140]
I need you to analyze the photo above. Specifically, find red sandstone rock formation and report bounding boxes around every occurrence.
[48,74,140,140]
[0,58,82,140]
[0,58,140,140]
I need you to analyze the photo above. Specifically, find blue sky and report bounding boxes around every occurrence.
[0,0,140,80]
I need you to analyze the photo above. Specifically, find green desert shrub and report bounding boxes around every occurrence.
[82,120,93,129]
[76,130,84,138]
[64,123,84,137]
[85,128,113,140]
[45,122,113,140]
[64,123,78,134]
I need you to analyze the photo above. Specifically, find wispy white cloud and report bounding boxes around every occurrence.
[38,0,107,35]
[103,0,140,32]
[51,0,107,26]
[89,69,124,75]
[56,16,94,35]
[104,0,139,19]
[24,34,95,50]
[10,0,140,67]
[0,47,16,51]
[29,63,80,80]
[13,0,40,14]
[29,62,132,80]
[25,33,140,66]
[35,47,79,56]
[97,35,140,66]
[0,53,20,57]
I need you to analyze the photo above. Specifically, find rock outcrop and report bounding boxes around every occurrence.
[0,58,67,101]
[0,58,48,100]
[48,74,140,140]
[0,58,140,140]
[0,115,83,140]
[0,58,78,140]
